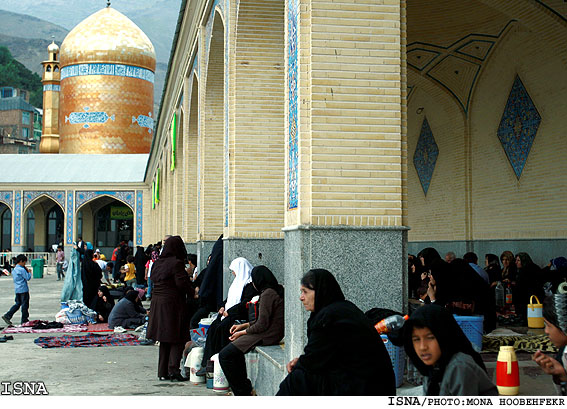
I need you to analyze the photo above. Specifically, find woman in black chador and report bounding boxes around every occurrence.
[277,269,396,395]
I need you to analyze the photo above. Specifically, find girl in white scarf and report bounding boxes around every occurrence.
[222,258,253,320]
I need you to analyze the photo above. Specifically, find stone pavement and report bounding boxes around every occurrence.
[0,267,560,397]
[0,267,218,396]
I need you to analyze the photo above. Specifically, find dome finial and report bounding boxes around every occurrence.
[107,0,111,7]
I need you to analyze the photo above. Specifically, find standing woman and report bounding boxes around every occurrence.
[82,249,102,310]
[146,236,193,381]
[61,246,82,303]
[134,246,148,286]
[277,269,395,395]
[219,266,284,396]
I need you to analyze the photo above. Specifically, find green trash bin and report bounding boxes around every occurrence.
[31,258,45,279]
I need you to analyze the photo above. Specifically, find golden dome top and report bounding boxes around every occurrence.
[47,41,59,53]
[60,7,155,72]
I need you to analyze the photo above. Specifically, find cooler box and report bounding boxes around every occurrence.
[31,258,44,279]
[454,314,483,352]
[381,334,405,388]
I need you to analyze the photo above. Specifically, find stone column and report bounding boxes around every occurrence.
[222,0,286,294]
[283,0,408,361]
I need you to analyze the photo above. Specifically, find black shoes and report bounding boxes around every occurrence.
[1,315,12,326]
[159,376,169,381]
[169,373,189,382]
[195,367,206,377]
[0,335,14,342]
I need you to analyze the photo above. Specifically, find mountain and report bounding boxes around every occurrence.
[0,9,68,42]
[0,0,181,64]
[0,46,43,107]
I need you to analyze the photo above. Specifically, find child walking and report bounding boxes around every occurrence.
[2,254,32,326]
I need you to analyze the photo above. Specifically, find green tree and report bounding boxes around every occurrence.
[0,46,43,108]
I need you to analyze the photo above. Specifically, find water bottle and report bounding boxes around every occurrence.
[375,314,409,334]
[505,284,513,304]
[495,282,505,308]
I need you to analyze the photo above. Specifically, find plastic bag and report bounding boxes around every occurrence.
[190,327,207,347]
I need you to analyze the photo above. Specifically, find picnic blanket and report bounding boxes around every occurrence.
[482,334,557,353]
[3,323,87,334]
[86,323,114,332]
[34,333,141,348]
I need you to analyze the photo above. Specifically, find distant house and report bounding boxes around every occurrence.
[0,86,38,153]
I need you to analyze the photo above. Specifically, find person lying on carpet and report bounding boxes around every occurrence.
[533,295,567,396]
[108,290,146,330]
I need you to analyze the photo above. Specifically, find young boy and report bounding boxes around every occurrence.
[2,254,32,326]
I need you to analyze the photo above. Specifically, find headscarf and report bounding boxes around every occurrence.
[543,294,567,334]
[198,235,224,307]
[403,304,486,395]
[300,269,345,315]
[125,290,139,303]
[225,257,253,312]
[251,265,284,298]
[150,236,187,282]
[551,257,567,271]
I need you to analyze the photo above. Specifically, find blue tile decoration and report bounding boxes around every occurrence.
[288,0,299,209]
[65,107,115,129]
[0,191,13,210]
[60,63,155,84]
[14,191,21,245]
[43,84,60,92]
[413,117,439,195]
[497,76,541,179]
[136,190,143,245]
[132,112,154,133]
[75,191,135,211]
[23,190,65,210]
[66,191,74,245]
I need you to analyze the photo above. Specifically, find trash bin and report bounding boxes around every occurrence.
[31,258,45,279]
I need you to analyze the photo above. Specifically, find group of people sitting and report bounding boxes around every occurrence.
[408,248,567,329]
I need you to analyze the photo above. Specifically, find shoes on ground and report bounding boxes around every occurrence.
[195,367,206,377]
[134,324,145,332]
[0,335,13,342]
[1,315,12,326]
[159,375,170,381]
[139,339,155,346]
[169,373,189,382]
[113,326,126,333]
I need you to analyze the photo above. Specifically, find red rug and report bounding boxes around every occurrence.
[86,323,115,332]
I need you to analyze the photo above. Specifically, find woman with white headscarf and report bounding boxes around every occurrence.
[195,257,259,376]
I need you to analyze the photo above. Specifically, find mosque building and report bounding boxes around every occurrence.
[0,0,566,395]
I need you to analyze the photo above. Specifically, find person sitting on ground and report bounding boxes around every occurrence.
[403,304,497,396]
[444,251,456,264]
[95,285,115,323]
[194,257,259,376]
[515,252,544,324]
[533,295,567,396]
[485,254,502,288]
[277,269,395,396]
[219,266,284,396]
[124,256,137,287]
[463,252,489,284]
[108,290,146,330]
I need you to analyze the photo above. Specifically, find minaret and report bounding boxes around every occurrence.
[39,40,61,153]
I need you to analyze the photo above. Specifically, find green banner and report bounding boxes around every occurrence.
[110,206,133,220]
[171,112,177,171]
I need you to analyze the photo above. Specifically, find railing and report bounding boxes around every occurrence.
[0,252,57,268]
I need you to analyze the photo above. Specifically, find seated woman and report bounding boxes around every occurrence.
[404,304,497,396]
[95,286,115,323]
[515,252,544,323]
[108,290,146,329]
[277,269,395,396]
[533,295,567,396]
[219,266,284,396]
[194,257,259,376]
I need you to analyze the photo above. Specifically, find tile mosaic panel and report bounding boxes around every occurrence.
[287,0,299,209]
[65,107,115,129]
[132,112,154,133]
[75,191,135,211]
[14,191,21,245]
[0,191,13,210]
[23,190,65,210]
[66,191,74,245]
[136,190,143,246]
[413,117,439,195]
[497,75,541,179]
[61,63,155,84]
[43,84,61,92]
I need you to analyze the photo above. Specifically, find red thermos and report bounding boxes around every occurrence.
[496,346,519,395]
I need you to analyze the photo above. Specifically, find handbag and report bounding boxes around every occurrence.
[247,295,260,323]
[527,295,544,328]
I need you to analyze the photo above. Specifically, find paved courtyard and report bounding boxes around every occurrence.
[0,267,218,396]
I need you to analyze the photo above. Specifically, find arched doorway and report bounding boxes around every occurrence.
[0,204,11,251]
[46,205,64,250]
[23,196,64,251]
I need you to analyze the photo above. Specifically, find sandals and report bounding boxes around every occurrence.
[0,335,14,342]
